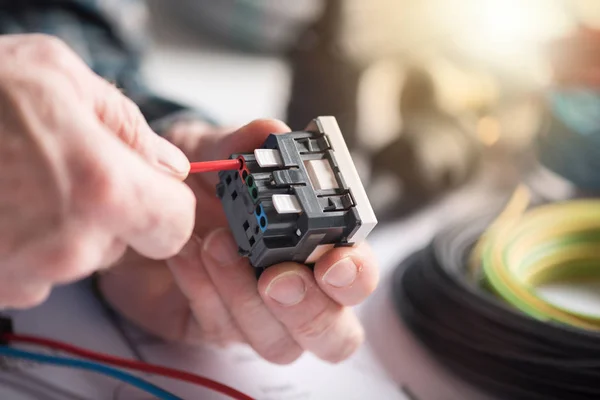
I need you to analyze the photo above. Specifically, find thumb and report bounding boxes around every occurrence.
[93,81,190,179]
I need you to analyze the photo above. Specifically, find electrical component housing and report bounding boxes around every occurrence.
[0,316,12,345]
[216,116,377,269]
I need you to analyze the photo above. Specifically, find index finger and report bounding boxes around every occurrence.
[74,117,196,259]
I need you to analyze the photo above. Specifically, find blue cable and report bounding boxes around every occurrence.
[0,346,182,400]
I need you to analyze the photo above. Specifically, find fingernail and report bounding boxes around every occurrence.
[323,258,358,288]
[156,136,190,176]
[178,234,202,260]
[266,272,306,306]
[203,229,241,266]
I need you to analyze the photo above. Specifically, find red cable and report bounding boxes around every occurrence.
[2,334,254,400]
[189,159,241,174]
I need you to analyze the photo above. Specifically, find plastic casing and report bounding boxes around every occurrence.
[216,116,377,269]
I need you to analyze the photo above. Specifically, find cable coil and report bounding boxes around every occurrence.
[392,198,600,400]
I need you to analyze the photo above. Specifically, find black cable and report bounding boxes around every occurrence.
[392,215,600,400]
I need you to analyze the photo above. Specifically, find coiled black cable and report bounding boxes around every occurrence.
[392,216,600,400]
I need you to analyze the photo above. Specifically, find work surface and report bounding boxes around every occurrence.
[0,186,500,400]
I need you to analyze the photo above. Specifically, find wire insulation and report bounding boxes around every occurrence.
[2,334,255,400]
[190,159,241,173]
[473,196,600,329]
[392,213,600,400]
[0,346,182,400]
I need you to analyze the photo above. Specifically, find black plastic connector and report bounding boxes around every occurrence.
[0,316,14,344]
[216,116,377,269]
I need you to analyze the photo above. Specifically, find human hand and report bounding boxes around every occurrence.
[98,119,379,364]
[0,34,195,308]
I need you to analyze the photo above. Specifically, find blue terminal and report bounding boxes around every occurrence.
[254,203,268,232]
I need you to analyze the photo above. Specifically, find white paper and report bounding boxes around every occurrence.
[0,280,409,400]
[0,189,503,400]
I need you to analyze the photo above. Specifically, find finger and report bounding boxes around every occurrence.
[71,117,196,259]
[98,239,128,269]
[186,176,229,237]
[167,235,245,346]
[258,264,364,363]
[5,221,116,285]
[201,228,302,364]
[313,243,379,306]
[0,278,51,309]
[97,250,200,343]
[94,80,190,179]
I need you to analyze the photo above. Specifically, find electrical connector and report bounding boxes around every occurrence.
[217,116,377,270]
[0,316,13,345]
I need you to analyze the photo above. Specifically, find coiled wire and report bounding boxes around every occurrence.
[392,205,600,399]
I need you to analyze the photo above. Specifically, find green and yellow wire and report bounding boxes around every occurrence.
[473,186,600,330]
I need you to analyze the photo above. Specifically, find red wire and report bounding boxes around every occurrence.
[2,334,254,400]
[189,159,241,174]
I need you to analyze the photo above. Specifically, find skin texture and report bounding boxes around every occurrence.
[0,34,196,309]
[98,119,380,365]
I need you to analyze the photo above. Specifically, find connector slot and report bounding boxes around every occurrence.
[254,203,268,232]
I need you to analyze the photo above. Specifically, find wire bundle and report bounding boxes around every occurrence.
[393,198,600,400]
[0,333,254,400]
[0,346,182,399]
[479,200,600,330]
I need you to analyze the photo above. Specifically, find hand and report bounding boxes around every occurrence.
[0,34,195,308]
[98,119,379,364]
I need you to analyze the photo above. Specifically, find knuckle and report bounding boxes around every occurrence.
[293,306,340,340]
[115,97,143,141]
[233,293,265,319]
[98,88,146,146]
[29,34,71,63]
[136,208,162,235]
[83,166,122,210]
[257,336,302,365]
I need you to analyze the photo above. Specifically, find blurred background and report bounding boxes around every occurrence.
[142,0,600,222]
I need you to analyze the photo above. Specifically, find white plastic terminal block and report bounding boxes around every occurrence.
[306,116,378,243]
[304,159,340,190]
[254,149,283,168]
[272,194,303,214]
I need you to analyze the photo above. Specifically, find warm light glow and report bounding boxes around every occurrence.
[477,0,544,52]
[439,0,573,70]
